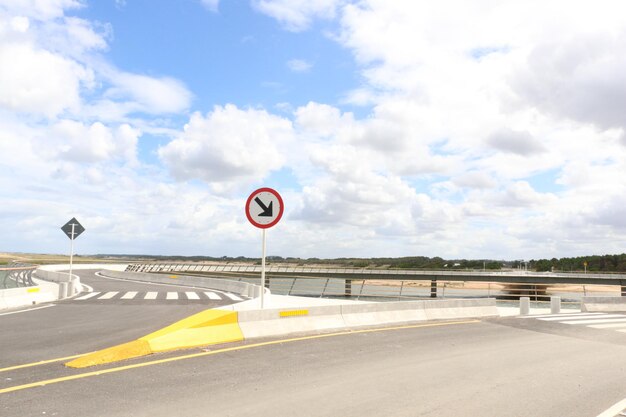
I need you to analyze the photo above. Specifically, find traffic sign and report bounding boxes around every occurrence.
[61,218,85,240]
[245,187,284,229]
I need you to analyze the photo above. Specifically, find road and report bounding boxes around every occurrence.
[3,307,626,416]
[0,269,242,367]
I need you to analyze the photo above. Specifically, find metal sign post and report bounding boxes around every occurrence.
[61,217,85,281]
[245,188,284,309]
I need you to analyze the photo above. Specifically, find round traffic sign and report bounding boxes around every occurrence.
[245,187,284,229]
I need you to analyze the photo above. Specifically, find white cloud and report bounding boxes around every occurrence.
[200,0,220,12]
[0,40,92,117]
[159,105,293,191]
[50,120,140,164]
[287,58,312,72]
[0,0,82,20]
[252,0,342,31]
[486,128,546,156]
[103,71,192,115]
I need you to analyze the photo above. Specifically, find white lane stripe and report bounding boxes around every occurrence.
[539,314,624,321]
[588,323,626,329]
[204,292,220,300]
[74,292,101,300]
[563,318,626,325]
[0,304,55,316]
[166,292,178,300]
[596,397,626,417]
[98,291,119,300]
[121,291,138,300]
[144,291,158,300]
[224,293,243,301]
[185,292,200,300]
[522,312,605,319]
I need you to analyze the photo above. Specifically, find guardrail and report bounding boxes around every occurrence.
[126,263,618,309]
[1,263,36,289]
[126,263,626,286]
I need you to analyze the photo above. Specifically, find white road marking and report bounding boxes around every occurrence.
[185,292,200,300]
[204,292,221,300]
[223,293,243,301]
[596,397,626,417]
[589,323,626,329]
[166,292,178,300]
[561,318,626,325]
[98,291,119,300]
[144,292,158,300]
[74,292,101,300]
[539,314,624,321]
[121,291,138,300]
[522,312,605,319]
[0,304,55,316]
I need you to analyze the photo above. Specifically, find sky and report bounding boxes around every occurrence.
[1,0,626,260]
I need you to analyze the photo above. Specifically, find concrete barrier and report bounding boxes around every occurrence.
[341,301,428,327]
[0,284,57,310]
[422,299,496,320]
[98,270,264,298]
[66,298,498,368]
[238,305,346,339]
[34,269,81,297]
[582,296,626,312]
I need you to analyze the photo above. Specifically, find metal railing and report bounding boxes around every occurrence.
[0,263,37,289]
[139,268,619,310]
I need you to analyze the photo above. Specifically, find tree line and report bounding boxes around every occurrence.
[96,253,626,272]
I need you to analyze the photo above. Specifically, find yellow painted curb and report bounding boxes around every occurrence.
[141,310,243,352]
[64,310,243,368]
[66,340,151,368]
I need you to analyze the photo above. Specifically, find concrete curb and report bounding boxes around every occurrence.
[65,298,497,368]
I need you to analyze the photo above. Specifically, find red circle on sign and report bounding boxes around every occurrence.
[245,187,284,229]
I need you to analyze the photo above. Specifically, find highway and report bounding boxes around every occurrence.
[2,270,626,416]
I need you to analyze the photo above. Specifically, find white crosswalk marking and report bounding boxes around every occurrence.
[538,314,626,321]
[224,293,243,301]
[563,317,626,325]
[121,291,138,300]
[522,312,605,319]
[74,292,101,300]
[528,312,626,336]
[72,290,244,302]
[589,323,626,329]
[99,291,119,300]
[204,292,221,300]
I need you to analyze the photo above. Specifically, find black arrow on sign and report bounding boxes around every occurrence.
[255,197,273,217]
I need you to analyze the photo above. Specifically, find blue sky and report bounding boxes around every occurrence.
[1,0,626,260]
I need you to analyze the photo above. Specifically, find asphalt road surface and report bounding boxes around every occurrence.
[3,311,626,416]
[0,269,241,367]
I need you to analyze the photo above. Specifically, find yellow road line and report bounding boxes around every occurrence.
[0,320,479,395]
[0,354,87,373]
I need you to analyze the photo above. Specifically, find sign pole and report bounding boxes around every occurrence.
[261,228,266,309]
[69,223,75,281]
[245,187,283,311]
